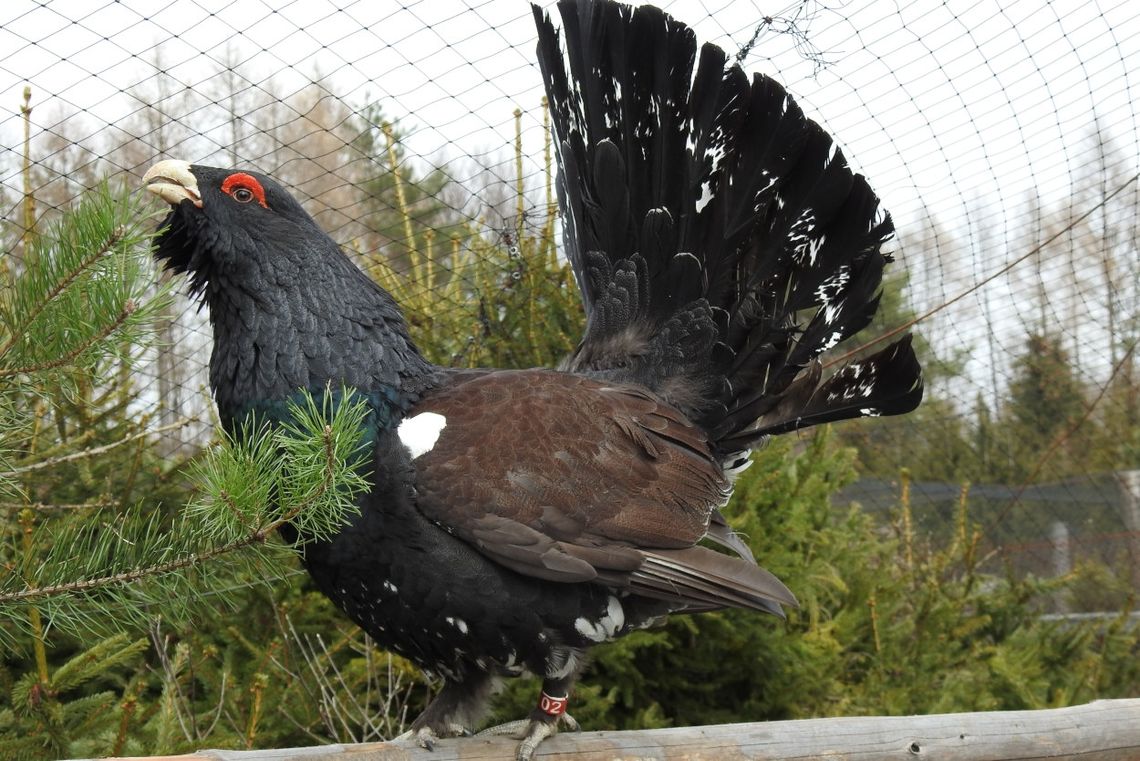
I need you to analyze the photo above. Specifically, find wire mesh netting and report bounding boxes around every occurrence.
[2,0,1138,610]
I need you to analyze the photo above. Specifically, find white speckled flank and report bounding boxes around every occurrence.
[573,596,625,642]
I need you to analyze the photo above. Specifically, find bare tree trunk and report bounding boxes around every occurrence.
[154,271,184,459]
[1116,470,1140,594]
[1050,520,1072,613]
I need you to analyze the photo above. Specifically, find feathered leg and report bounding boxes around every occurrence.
[398,671,493,750]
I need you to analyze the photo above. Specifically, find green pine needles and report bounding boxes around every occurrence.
[0,183,168,403]
[0,183,376,758]
[187,391,371,547]
[1,388,370,647]
[0,185,371,646]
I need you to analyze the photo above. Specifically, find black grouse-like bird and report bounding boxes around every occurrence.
[144,0,922,757]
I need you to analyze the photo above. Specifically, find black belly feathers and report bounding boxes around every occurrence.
[145,0,922,757]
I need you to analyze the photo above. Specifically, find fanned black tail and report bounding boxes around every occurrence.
[534,0,923,454]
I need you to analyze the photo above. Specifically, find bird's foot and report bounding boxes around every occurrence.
[395,723,472,751]
[478,691,579,761]
[478,712,580,738]
[516,714,578,760]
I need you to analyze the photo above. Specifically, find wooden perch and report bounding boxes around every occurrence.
[85,698,1140,761]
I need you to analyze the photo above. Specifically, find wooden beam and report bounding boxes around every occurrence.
[85,698,1140,761]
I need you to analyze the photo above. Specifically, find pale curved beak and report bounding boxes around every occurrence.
[143,159,202,208]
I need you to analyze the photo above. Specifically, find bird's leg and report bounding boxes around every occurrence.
[397,672,492,751]
[478,675,580,761]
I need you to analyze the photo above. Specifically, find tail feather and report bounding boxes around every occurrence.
[535,0,923,454]
[716,336,925,450]
[634,546,796,617]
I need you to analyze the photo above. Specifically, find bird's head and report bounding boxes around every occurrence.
[142,159,433,413]
[143,159,335,299]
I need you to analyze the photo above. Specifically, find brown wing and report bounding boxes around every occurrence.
[407,369,795,613]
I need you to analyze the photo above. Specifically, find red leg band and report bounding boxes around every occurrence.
[538,692,568,716]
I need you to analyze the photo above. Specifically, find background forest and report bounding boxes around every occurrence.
[1,1,1138,758]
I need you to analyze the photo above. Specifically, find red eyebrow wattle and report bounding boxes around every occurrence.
[221,173,268,208]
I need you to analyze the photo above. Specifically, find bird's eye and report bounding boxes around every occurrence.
[221,172,268,208]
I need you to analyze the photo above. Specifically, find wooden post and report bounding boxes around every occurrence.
[76,698,1140,761]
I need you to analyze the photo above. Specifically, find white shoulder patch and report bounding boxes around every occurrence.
[397,412,447,459]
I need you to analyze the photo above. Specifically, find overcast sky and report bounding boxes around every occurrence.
[3,0,1137,221]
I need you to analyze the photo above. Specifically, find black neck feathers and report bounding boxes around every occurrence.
[155,197,435,424]
[209,251,434,421]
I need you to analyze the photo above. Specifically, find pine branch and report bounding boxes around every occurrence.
[14,417,345,605]
[0,416,199,478]
[0,502,119,511]
[0,183,173,392]
[0,225,126,362]
[0,388,370,644]
[0,535,268,606]
[0,223,125,359]
[0,301,136,378]
[50,633,147,694]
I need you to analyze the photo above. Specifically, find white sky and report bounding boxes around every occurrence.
[4,0,1136,219]
[1,0,1138,403]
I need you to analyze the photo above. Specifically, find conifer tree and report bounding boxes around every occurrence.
[0,183,375,757]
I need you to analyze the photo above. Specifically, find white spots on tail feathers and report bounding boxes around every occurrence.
[804,235,825,267]
[788,211,820,266]
[637,91,665,146]
[382,580,398,594]
[827,363,880,404]
[820,330,844,352]
[696,183,713,213]
[707,134,727,169]
[816,263,847,311]
[821,298,846,329]
[693,123,729,213]
[398,412,446,459]
[574,596,625,643]
[816,263,848,331]
[595,70,623,130]
[445,616,469,635]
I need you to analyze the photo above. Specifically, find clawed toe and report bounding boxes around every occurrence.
[395,723,472,751]
[418,727,437,751]
[515,716,578,761]
[478,714,579,760]
[476,718,530,738]
[405,681,578,759]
